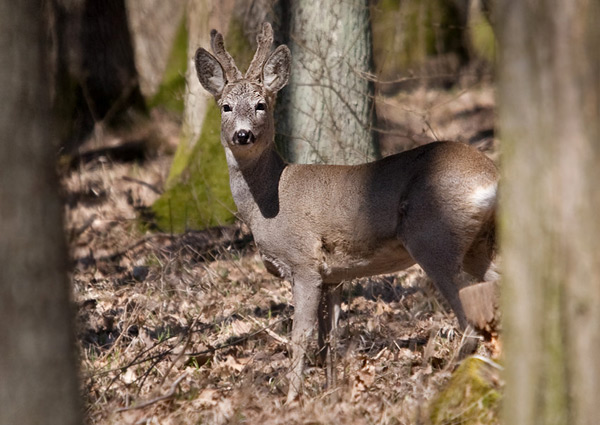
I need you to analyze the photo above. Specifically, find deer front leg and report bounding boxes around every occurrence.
[287,271,322,403]
[318,284,342,390]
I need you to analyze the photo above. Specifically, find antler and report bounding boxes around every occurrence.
[210,29,242,82]
[245,22,274,82]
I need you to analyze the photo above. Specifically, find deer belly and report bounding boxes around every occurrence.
[320,241,415,283]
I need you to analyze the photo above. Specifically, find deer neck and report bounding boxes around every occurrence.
[225,143,286,221]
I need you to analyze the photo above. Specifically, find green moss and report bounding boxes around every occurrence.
[429,357,502,425]
[151,103,235,232]
[149,15,188,114]
[469,8,496,63]
[166,123,196,187]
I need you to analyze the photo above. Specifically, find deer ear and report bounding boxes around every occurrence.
[262,45,291,94]
[195,47,226,98]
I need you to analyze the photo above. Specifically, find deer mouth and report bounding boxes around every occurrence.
[232,129,256,146]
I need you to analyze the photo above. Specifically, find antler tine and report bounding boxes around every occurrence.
[245,22,274,81]
[210,29,242,81]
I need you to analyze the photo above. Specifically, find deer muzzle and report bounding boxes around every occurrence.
[232,129,256,146]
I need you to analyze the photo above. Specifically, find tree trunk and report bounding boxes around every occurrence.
[126,0,186,99]
[166,0,233,185]
[151,1,257,233]
[498,1,600,424]
[277,0,378,165]
[370,0,474,88]
[0,1,82,424]
[49,0,147,152]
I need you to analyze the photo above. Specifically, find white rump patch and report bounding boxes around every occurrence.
[470,183,497,210]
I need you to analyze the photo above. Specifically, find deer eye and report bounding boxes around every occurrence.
[222,104,232,112]
[256,102,266,111]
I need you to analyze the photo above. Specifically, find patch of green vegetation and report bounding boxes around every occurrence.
[151,102,235,232]
[469,8,496,63]
[148,15,188,114]
[428,356,502,425]
[166,121,198,188]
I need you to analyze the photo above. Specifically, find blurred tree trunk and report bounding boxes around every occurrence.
[0,0,81,424]
[498,1,600,424]
[79,0,147,122]
[125,0,186,100]
[171,0,212,181]
[151,0,248,232]
[166,0,232,185]
[276,0,378,165]
[49,0,147,152]
[369,0,495,96]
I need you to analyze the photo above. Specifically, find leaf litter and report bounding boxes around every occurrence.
[63,85,501,424]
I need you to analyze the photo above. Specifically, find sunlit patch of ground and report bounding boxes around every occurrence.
[63,84,500,424]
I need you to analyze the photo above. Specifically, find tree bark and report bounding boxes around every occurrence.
[126,0,186,99]
[151,1,250,232]
[0,1,82,424]
[166,0,233,185]
[370,0,473,87]
[498,1,600,424]
[49,0,147,152]
[277,0,378,165]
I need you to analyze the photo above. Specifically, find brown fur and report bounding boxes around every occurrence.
[195,23,499,402]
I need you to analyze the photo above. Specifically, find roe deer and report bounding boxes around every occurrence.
[195,23,499,402]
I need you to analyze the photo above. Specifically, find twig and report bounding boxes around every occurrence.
[99,233,176,262]
[185,315,290,357]
[72,213,97,238]
[90,333,178,379]
[245,315,290,345]
[122,176,162,195]
[471,354,504,371]
[424,119,441,141]
[115,371,189,413]
[101,345,175,401]
[159,316,200,387]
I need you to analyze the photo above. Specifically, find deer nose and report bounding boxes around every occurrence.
[233,129,254,145]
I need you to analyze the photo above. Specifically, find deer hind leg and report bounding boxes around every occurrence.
[402,227,469,329]
[318,283,342,391]
[287,271,322,403]
[407,247,484,356]
[462,218,499,282]
[418,259,468,329]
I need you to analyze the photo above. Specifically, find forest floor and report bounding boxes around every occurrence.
[62,80,502,425]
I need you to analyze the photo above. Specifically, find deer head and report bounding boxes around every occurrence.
[194,23,291,155]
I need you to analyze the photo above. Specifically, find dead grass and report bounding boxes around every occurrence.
[63,84,501,425]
